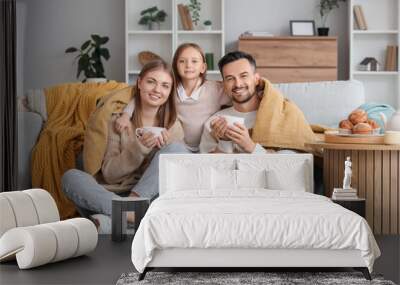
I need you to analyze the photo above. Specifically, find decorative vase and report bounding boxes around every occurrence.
[386,109,400,131]
[317,27,329,36]
[86,78,107,83]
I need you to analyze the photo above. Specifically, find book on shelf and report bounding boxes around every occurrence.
[385,45,399,71]
[178,4,189,30]
[353,5,367,30]
[183,5,193,30]
[353,17,359,30]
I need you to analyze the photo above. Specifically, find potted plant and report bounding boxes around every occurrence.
[203,20,212,30]
[188,0,201,27]
[138,6,167,30]
[317,0,346,36]
[65,34,110,82]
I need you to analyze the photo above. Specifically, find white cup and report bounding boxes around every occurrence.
[218,139,234,153]
[222,115,245,127]
[384,131,400,145]
[135,126,165,138]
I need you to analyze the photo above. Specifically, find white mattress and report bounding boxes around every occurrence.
[131,190,380,273]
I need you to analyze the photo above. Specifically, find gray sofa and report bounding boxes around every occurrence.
[18,80,366,190]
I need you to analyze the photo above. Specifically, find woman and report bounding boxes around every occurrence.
[62,60,188,231]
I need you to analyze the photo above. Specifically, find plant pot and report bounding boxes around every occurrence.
[317,27,330,36]
[148,22,160,30]
[203,25,212,31]
[86,78,107,83]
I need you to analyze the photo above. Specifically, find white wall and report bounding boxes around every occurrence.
[17,0,349,90]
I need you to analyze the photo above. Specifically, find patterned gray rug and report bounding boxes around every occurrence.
[116,271,396,285]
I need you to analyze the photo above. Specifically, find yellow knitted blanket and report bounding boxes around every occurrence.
[252,79,316,151]
[31,81,129,219]
[83,86,134,176]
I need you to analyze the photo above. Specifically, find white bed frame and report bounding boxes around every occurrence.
[139,154,371,280]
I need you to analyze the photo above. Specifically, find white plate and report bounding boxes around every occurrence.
[326,130,384,137]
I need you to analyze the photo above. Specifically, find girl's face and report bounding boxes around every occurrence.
[176,47,206,81]
[138,69,173,108]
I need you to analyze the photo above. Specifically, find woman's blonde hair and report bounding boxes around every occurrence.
[172,42,207,85]
[132,59,177,129]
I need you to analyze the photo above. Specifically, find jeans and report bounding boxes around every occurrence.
[62,143,190,216]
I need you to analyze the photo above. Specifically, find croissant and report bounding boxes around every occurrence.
[353,122,372,134]
[348,109,368,125]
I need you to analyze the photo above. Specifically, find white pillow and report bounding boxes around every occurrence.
[167,163,212,191]
[237,158,308,191]
[236,169,267,189]
[212,168,237,190]
[265,165,306,191]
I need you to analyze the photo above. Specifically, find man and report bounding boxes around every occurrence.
[199,51,314,154]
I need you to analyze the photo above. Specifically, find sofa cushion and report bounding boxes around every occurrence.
[274,80,365,127]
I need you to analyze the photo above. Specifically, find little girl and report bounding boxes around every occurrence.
[116,43,231,152]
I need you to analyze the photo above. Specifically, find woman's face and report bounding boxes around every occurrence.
[138,69,173,108]
[176,47,206,81]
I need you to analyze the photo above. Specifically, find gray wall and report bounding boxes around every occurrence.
[225,0,349,80]
[17,0,349,91]
[17,0,125,90]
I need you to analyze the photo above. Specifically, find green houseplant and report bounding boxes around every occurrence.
[203,20,212,30]
[318,0,346,36]
[138,6,167,30]
[65,34,110,82]
[188,0,201,26]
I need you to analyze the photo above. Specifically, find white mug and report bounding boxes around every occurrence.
[135,126,165,138]
[218,139,234,153]
[222,115,245,127]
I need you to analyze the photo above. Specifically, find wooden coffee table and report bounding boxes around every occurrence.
[307,142,400,235]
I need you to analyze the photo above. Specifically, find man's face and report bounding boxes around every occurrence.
[221,59,259,104]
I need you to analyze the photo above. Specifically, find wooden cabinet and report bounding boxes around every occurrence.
[307,142,400,235]
[238,36,338,83]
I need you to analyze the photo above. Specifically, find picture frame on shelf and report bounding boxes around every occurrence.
[290,20,316,36]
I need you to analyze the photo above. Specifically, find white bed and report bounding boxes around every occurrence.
[131,154,380,280]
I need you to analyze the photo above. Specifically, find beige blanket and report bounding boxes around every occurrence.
[83,86,134,176]
[252,79,316,151]
[31,81,129,219]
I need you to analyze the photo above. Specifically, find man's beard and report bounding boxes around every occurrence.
[231,87,256,104]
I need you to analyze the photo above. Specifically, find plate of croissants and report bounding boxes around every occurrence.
[324,109,384,144]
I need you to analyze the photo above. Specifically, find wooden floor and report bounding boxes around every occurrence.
[0,235,398,285]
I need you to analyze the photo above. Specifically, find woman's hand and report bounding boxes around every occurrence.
[115,113,131,133]
[137,132,158,149]
[155,129,171,148]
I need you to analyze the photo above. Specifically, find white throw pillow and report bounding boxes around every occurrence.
[237,158,308,191]
[265,165,306,191]
[236,169,267,189]
[212,168,237,190]
[167,163,212,191]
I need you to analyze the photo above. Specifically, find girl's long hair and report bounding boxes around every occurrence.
[172,42,207,86]
[132,59,177,129]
